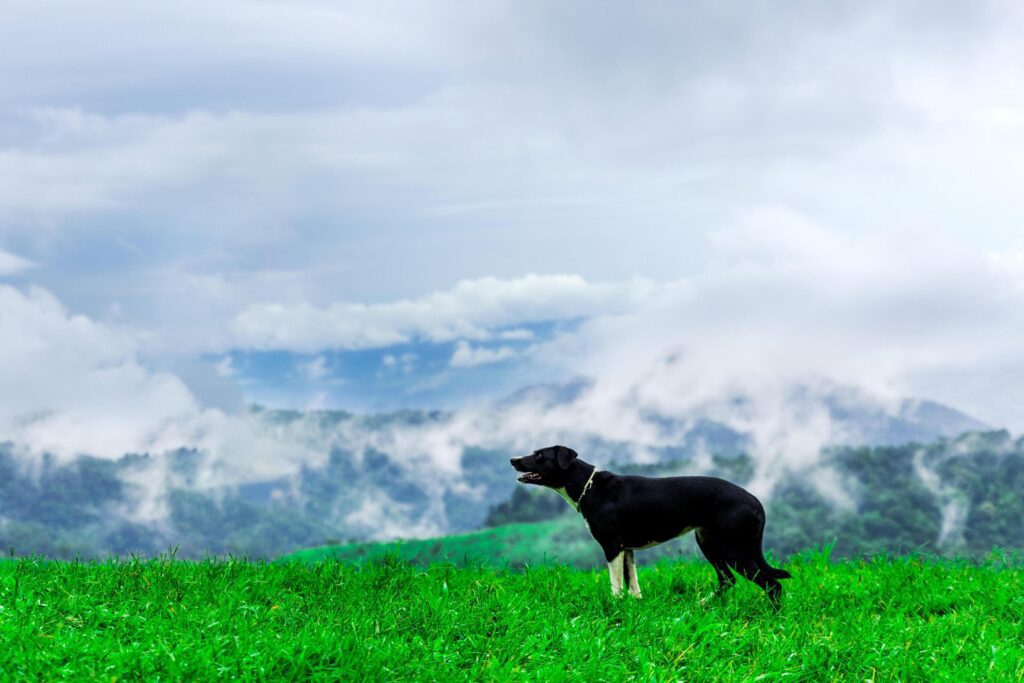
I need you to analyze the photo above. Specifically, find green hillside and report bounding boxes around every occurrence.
[280,518,606,568]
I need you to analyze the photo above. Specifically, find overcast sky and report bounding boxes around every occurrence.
[2,1,1024,460]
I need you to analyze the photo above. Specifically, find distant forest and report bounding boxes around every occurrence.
[1,430,1022,560]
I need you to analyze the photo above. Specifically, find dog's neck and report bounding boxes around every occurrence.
[559,461,599,512]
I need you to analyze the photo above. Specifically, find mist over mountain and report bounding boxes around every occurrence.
[0,378,1002,559]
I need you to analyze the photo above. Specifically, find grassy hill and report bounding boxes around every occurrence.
[2,552,1024,680]
[280,518,603,568]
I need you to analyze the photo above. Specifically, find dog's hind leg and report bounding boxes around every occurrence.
[710,560,736,597]
[734,561,783,610]
[607,551,625,597]
[625,550,642,598]
[696,531,736,597]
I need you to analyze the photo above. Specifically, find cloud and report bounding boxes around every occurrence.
[531,207,1024,404]
[491,208,1024,494]
[0,282,465,479]
[2,2,1022,357]
[381,352,417,374]
[496,328,534,341]
[0,285,203,459]
[214,356,237,378]
[449,341,517,368]
[0,249,33,276]
[231,274,655,351]
[298,355,329,382]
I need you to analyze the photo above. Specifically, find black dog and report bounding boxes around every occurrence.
[510,445,791,605]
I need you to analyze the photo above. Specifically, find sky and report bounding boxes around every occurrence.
[2,1,1024,467]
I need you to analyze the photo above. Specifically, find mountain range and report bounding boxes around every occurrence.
[0,378,1006,559]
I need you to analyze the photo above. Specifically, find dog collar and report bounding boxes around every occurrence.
[572,465,599,511]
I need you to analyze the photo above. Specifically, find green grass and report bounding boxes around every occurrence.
[2,550,1024,680]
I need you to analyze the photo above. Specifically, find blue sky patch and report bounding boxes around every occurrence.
[211,320,577,412]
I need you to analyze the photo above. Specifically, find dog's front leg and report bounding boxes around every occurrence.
[625,550,641,598]
[607,552,625,597]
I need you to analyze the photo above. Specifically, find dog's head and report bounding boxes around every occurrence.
[510,445,578,488]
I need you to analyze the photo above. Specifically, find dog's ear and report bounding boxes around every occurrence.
[557,446,578,469]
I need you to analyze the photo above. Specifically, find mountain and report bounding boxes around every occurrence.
[0,380,1003,559]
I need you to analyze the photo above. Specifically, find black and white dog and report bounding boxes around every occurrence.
[510,445,791,605]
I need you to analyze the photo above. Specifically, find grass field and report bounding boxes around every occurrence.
[2,549,1024,681]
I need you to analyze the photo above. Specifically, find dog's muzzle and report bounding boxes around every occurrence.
[510,457,542,483]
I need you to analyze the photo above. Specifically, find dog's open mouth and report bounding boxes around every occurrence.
[517,472,543,483]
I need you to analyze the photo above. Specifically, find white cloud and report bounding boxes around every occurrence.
[449,341,517,368]
[496,328,534,340]
[483,209,1024,495]
[231,274,655,351]
[2,3,1022,348]
[214,355,237,378]
[0,285,203,459]
[381,352,417,374]
[0,249,33,276]
[298,355,329,382]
